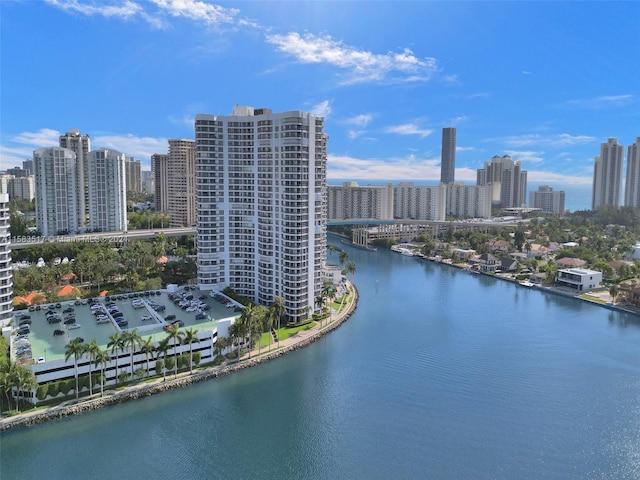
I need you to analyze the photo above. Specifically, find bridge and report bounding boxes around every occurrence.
[10,227,196,249]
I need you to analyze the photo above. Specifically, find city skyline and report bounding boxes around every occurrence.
[1,1,638,185]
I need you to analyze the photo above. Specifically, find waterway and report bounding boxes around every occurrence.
[2,241,640,479]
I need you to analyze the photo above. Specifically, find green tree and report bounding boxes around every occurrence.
[156,338,170,381]
[10,363,37,412]
[165,324,184,379]
[139,337,156,378]
[107,331,125,385]
[339,249,348,268]
[214,336,227,360]
[94,349,110,397]
[122,329,142,379]
[270,296,287,347]
[64,338,86,402]
[182,328,200,374]
[85,339,100,398]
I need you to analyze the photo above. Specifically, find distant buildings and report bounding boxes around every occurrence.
[440,127,456,184]
[529,185,565,215]
[328,182,394,221]
[592,138,624,210]
[195,106,327,323]
[0,193,13,325]
[151,139,196,226]
[87,148,127,232]
[125,157,142,193]
[477,155,527,208]
[624,137,640,208]
[33,147,79,236]
[394,182,445,220]
[32,128,131,234]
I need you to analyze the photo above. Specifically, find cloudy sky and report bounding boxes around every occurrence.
[1,1,638,187]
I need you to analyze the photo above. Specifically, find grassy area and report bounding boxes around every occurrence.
[579,294,608,304]
[277,321,317,341]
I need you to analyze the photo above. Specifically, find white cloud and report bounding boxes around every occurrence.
[266,32,439,85]
[93,133,168,160]
[503,150,545,164]
[385,124,433,138]
[492,133,596,148]
[310,100,332,118]
[45,0,143,19]
[566,94,635,109]
[344,114,373,128]
[46,0,248,29]
[12,128,61,147]
[526,170,592,184]
[328,153,442,181]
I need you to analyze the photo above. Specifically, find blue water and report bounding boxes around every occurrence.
[2,242,640,479]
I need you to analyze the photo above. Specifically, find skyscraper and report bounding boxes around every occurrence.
[59,129,90,230]
[151,153,168,212]
[476,155,527,208]
[87,148,127,232]
[167,139,196,227]
[529,185,566,214]
[125,156,142,193]
[440,127,456,184]
[592,138,624,210]
[195,106,327,323]
[0,194,13,326]
[33,147,79,236]
[624,137,640,208]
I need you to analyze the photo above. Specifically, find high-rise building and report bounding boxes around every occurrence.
[87,148,127,232]
[33,147,79,236]
[624,137,640,208]
[6,166,29,178]
[592,138,624,210]
[328,182,394,221]
[477,155,527,208]
[195,106,327,323]
[167,139,196,227]
[152,154,169,212]
[0,193,13,326]
[529,185,566,215]
[9,176,35,201]
[393,182,446,221]
[440,127,456,184]
[445,183,492,219]
[59,129,90,230]
[141,170,153,194]
[22,159,34,175]
[125,156,142,193]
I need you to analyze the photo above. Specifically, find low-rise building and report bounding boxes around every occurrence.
[556,268,602,291]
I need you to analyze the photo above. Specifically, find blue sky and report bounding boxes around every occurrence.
[1,1,638,187]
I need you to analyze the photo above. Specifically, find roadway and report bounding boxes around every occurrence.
[10,227,196,249]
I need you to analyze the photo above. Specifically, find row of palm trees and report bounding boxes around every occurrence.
[227,297,287,360]
[0,360,38,413]
[327,245,356,278]
[63,325,203,403]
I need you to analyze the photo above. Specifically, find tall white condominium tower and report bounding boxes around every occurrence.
[592,138,624,210]
[33,147,79,236]
[87,148,127,232]
[624,137,640,208]
[529,185,566,215]
[59,128,90,230]
[440,127,456,184]
[167,139,196,227]
[328,182,394,221]
[0,194,13,326]
[477,155,527,208]
[195,106,328,323]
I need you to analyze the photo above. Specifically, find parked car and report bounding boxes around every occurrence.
[195,313,206,320]
[165,314,176,321]
[53,329,64,336]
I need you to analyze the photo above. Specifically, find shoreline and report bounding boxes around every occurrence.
[0,283,359,431]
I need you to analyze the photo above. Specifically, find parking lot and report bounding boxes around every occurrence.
[10,287,242,364]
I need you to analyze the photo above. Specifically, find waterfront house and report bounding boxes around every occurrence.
[470,253,499,273]
[556,268,602,292]
[555,257,587,269]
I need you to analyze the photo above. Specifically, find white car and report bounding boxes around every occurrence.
[68,324,81,329]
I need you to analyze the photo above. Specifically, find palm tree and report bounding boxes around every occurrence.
[10,363,37,412]
[270,296,287,349]
[94,349,110,397]
[156,337,170,381]
[214,336,227,361]
[165,324,184,379]
[182,328,200,374]
[346,261,356,280]
[327,244,336,263]
[85,340,100,398]
[122,328,142,379]
[262,309,274,352]
[240,304,257,358]
[339,249,348,268]
[228,321,242,360]
[64,338,86,402]
[609,284,619,304]
[107,331,124,385]
[139,337,156,378]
